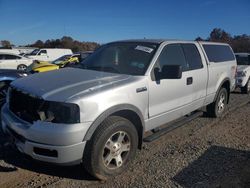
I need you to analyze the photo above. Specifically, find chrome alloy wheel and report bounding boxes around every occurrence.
[217,92,226,113]
[102,131,131,169]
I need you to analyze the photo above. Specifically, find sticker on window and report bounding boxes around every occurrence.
[135,46,154,53]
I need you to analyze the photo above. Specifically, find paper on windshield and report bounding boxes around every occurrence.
[135,46,154,53]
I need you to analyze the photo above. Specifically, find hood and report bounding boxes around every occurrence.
[237,65,249,72]
[0,69,29,79]
[11,68,131,102]
[0,69,25,74]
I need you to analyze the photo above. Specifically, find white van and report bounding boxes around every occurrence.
[26,48,73,62]
[0,49,20,55]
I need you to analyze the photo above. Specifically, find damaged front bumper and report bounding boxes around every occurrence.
[1,104,92,165]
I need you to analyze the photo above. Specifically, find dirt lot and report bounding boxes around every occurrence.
[0,91,250,188]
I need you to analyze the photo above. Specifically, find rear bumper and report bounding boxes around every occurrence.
[1,104,90,165]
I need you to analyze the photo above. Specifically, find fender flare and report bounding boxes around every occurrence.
[214,77,231,103]
[83,104,145,141]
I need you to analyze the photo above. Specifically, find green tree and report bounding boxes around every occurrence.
[0,40,12,48]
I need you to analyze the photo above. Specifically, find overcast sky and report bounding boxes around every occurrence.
[0,0,250,45]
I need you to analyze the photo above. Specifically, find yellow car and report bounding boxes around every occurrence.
[27,54,82,73]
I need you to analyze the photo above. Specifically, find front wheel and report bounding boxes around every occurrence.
[207,87,228,118]
[17,64,27,71]
[83,116,138,180]
[241,79,250,94]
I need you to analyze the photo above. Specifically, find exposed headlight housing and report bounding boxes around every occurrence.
[237,71,247,77]
[9,88,80,124]
[38,101,80,124]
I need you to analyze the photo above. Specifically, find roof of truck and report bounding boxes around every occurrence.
[234,53,250,56]
[109,39,230,46]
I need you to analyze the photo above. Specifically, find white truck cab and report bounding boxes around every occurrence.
[26,48,73,62]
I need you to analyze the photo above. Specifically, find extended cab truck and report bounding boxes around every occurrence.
[25,48,73,62]
[1,40,236,180]
[235,53,250,94]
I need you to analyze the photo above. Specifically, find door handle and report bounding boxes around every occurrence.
[187,77,193,85]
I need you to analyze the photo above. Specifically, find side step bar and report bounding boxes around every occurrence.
[143,111,203,142]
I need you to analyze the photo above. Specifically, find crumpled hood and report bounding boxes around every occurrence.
[237,65,249,72]
[11,68,131,102]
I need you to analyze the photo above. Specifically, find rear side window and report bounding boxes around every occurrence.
[158,44,188,71]
[203,44,235,63]
[4,54,21,60]
[182,44,203,70]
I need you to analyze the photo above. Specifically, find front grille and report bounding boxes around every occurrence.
[9,88,43,123]
[7,127,26,143]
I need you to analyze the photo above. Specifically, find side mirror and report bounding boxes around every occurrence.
[161,65,182,79]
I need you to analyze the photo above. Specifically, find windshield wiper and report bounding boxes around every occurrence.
[84,66,121,73]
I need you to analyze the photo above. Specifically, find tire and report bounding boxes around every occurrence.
[241,79,250,94]
[83,116,138,180]
[207,87,228,118]
[17,64,27,71]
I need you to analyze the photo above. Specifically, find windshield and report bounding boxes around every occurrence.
[29,49,40,55]
[236,55,250,65]
[51,54,72,65]
[81,42,158,75]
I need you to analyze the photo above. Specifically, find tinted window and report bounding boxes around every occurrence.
[38,50,47,55]
[182,44,203,70]
[4,54,21,60]
[235,55,250,65]
[203,44,235,62]
[157,44,188,71]
[0,55,4,60]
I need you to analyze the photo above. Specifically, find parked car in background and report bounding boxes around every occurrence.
[0,49,20,55]
[0,52,93,106]
[235,53,250,94]
[0,52,33,70]
[0,69,29,106]
[25,48,73,62]
[1,40,236,180]
[27,52,93,73]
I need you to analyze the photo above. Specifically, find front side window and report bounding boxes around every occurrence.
[156,44,188,71]
[4,54,21,60]
[81,42,159,75]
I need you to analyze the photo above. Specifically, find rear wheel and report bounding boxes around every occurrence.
[83,116,138,180]
[241,79,250,94]
[17,64,27,71]
[207,87,228,117]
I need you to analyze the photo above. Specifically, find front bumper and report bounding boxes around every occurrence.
[1,104,92,165]
[236,77,248,87]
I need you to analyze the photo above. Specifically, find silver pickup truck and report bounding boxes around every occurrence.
[1,40,236,180]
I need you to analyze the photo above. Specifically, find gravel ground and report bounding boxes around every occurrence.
[0,91,249,188]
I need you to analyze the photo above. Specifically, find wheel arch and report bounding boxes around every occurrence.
[214,78,231,104]
[83,104,145,149]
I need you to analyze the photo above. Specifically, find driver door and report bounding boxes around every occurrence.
[147,43,193,130]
